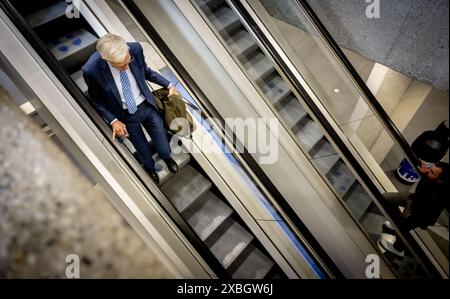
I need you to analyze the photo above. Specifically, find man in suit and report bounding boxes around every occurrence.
[82,34,178,183]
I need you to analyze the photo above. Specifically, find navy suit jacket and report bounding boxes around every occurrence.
[82,42,170,124]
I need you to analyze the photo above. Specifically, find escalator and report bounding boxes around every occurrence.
[193,0,386,266]
[195,0,371,215]
[181,0,446,278]
[0,0,337,279]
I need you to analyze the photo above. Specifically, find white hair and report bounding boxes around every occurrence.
[96,34,129,63]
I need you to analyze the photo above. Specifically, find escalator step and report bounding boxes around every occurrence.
[26,1,68,28]
[360,205,385,236]
[161,164,212,213]
[260,75,291,106]
[326,159,357,197]
[313,154,340,177]
[277,96,307,129]
[227,29,258,58]
[186,191,233,241]
[154,151,191,184]
[210,6,241,35]
[71,70,88,94]
[47,28,97,72]
[295,119,324,153]
[310,138,337,158]
[344,183,373,220]
[231,246,274,279]
[209,221,253,269]
[244,53,275,83]
[196,0,225,11]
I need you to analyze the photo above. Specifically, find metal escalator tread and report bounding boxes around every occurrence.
[25,1,68,28]
[209,221,253,269]
[277,96,307,129]
[360,206,385,236]
[210,6,241,35]
[326,159,357,197]
[196,0,225,10]
[244,53,275,82]
[345,183,373,220]
[227,29,258,58]
[47,29,98,71]
[161,164,212,213]
[314,154,340,177]
[154,152,191,185]
[232,247,274,279]
[260,75,291,106]
[186,191,233,241]
[310,138,337,158]
[71,70,88,94]
[295,119,324,153]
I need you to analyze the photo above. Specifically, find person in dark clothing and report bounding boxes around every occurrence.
[397,121,448,184]
[83,34,179,184]
[411,121,449,165]
[379,161,449,257]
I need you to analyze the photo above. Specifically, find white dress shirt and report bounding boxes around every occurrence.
[108,63,146,110]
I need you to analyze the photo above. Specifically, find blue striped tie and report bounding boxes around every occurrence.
[119,70,137,114]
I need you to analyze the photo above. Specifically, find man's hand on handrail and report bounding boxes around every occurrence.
[111,119,129,141]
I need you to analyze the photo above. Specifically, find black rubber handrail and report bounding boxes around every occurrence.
[229,0,442,278]
[299,0,420,169]
[0,0,230,279]
[121,0,343,279]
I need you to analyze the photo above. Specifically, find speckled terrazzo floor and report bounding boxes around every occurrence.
[0,93,173,278]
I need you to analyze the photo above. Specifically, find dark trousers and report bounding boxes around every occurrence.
[382,192,420,252]
[123,101,171,172]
